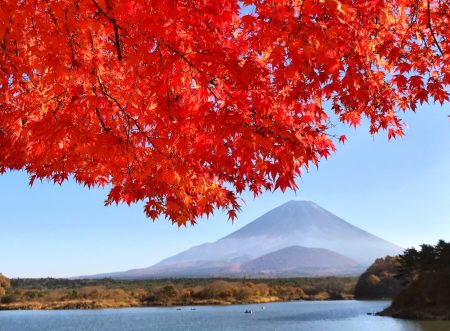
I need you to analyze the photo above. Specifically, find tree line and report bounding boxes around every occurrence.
[0,277,356,309]
[396,240,450,285]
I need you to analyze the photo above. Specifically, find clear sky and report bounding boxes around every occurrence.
[1,103,449,278]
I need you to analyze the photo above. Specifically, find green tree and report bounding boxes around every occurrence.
[396,248,420,285]
[382,240,450,319]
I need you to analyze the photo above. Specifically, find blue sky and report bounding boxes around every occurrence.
[1,103,449,278]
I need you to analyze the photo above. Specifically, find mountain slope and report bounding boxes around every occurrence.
[239,246,364,277]
[87,200,403,279]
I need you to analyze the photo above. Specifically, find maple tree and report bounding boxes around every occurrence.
[0,0,449,225]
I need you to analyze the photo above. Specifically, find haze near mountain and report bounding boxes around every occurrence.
[90,201,403,279]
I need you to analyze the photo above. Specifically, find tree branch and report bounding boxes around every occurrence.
[427,0,444,56]
[96,75,153,145]
[161,40,224,100]
[95,107,111,132]
[92,0,123,61]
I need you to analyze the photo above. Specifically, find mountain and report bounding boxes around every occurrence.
[239,246,364,277]
[86,200,403,279]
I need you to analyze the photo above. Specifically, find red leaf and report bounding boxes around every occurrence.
[0,0,448,225]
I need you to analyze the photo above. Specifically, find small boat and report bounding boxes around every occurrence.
[244,310,253,314]
[261,306,266,310]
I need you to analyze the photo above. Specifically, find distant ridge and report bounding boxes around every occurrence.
[83,200,403,279]
[239,245,364,277]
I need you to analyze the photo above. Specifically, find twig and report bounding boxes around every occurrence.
[427,0,444,56]
[96,75,153,145]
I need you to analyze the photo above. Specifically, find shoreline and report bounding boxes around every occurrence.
[1,277,357,311]
[378,306,450,321]
[3,297,449,322]
[0,297,357,311]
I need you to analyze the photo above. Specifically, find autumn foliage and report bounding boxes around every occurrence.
[1,277,356,309]
[0,273,10,298]
[0,0,449,224]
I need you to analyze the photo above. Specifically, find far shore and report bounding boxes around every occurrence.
[0,277,356,311]
[0,296,358,311]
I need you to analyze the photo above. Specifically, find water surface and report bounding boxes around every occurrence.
[1,300,449,331]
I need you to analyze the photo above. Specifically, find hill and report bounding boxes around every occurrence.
[354,256,404,299]
[239,246,363,277]
[380,240,450,320]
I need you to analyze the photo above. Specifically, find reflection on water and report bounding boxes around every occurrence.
[0,300,449,331]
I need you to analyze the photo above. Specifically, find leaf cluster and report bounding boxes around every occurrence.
[1,0,449,224]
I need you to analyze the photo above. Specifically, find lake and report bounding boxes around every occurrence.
[0,300,449,331]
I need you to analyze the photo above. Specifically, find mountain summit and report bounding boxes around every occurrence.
[88,201,403,279]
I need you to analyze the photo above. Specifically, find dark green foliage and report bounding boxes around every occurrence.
[381,240,450,320]
[395,240,450,285]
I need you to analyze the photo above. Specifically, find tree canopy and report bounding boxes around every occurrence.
[396,240,450,284]
[0,0,448,224]
[381,240,450,319]
[354,256,403,299]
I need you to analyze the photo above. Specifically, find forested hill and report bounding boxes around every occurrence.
[380,240,450,320]
[354,256,404,299]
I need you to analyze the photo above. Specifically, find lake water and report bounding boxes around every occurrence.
[1,300,449,331]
